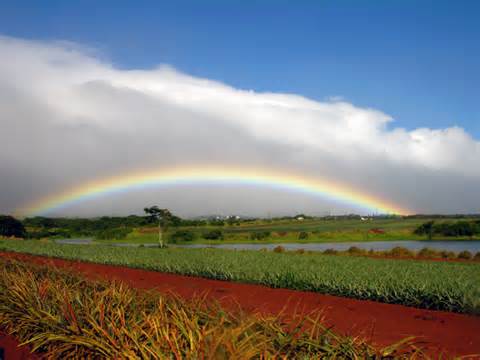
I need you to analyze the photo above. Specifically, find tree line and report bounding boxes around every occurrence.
[414,220,480,239]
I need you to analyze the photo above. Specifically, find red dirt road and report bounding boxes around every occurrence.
[1,251,479,358]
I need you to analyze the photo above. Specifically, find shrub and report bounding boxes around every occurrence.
[440,250,456,259]
[0,215,26,238]
[295,248,305,254]
[417,248,440,258]
[457,251,473,260]
[273,245,285,253]
[250,231,271,241]
[202,230,223,240]
[169,230,195,243]
[298,231,309,240]
[388,247,414,258]
[323,248,338,255]
[474,252,480,261]
[347,246,366,255]
[276,231,288,237]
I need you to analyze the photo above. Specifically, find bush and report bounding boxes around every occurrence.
[474,252,480,261]
[169,230,195,243]
[0,215,26,238]
[388,247,414,258]
[250,231,271,241]
[276,231,288,237]
[440,250,456,259]
[347,246,366,255]
[295,248,305,254]
[323,248,338,255]
[202,230,223,240]
[457,251,473,260]
[417,247,440,258]
[273,245,285,253]
[298,231,309,240]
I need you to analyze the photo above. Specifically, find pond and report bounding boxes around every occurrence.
[56,238,480,253]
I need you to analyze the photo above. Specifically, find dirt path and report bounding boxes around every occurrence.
[1,251,479,358]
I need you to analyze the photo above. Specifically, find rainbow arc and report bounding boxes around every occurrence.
[18,166,410,216]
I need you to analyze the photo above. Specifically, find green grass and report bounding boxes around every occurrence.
[93,217,480,245]
[1,240,479,315]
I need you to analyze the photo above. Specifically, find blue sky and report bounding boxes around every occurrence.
[1,0,478,138]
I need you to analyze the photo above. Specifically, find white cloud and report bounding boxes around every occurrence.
[0,35,479,215]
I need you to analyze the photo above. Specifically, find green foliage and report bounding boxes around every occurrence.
[298,231,309,240]
[202,230,223,240]
[0,241,479,314]
[169,230,195,243]
[23,215,148,237]
[208,219,225,226]
[415,220,480,238]
[249,231,270,241]
[0,215,26,238]
[95,228,131,240]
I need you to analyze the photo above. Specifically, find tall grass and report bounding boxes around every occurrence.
[0,259,422,358]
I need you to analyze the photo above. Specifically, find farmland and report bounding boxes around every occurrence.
[22,215,480,245]
[1,240,479,314]
[3,258,424,358]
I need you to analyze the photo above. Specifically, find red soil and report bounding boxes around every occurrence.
[1,251,479,358]
[0,332,40,360]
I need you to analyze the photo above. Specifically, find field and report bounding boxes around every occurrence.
[2,257,424,358]
[1,240,479,314]
[91,217,480,245]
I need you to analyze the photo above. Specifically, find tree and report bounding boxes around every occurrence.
[414,221,434,240]
[0,215,26,238]
[143,206,174,248]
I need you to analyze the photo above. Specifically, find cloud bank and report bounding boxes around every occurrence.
[0,35,479,216]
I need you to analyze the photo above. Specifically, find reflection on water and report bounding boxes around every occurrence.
[56,238,480,253]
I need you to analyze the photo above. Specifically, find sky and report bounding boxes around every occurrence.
[0,1,479,217]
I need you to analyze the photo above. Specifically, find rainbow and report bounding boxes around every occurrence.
[17,166,410,216]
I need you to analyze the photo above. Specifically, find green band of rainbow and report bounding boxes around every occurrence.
[18,166,411,216]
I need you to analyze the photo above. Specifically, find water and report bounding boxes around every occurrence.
[56,238,93,245]
[56,238,480,253]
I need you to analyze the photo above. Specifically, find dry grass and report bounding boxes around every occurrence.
[0,258,426,359]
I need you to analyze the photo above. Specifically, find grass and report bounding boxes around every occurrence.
[1,240,479,314]
[0,258,423,359]
[91,218,480,245]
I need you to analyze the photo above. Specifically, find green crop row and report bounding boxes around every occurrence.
[1,240,479,314]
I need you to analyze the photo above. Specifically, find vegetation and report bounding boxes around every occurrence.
[202,229,223,240]
[13,213,480,244]
[0,215,26,238]
[0,258,422,358]
[1,241,478,314]
[169,230,195,243]
[415,220,480,239]
[95,227,132,240]
[249,231,270,241]
[143,206,176,248]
